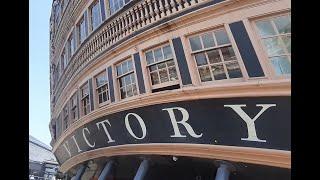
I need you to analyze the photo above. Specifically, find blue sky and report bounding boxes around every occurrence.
[30,0,52,146]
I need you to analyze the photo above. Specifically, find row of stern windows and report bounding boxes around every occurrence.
[52,0,131,30]
[52,0,134,87]
[52,13,291,140]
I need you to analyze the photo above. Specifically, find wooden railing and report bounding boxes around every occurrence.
[52,0,209,107]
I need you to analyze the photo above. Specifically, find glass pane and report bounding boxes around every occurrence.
[189,36,202,51]
[201,33,215,48]
[131,73,136,83]
[127,60,133,71]
[270,56,291,75]
[226,62,243,78]
[116,65,122,76]
[154,48,163,62]
[91,2,101,30]
[194,53,207,66]
[149,65,157,72]
[114,0,119,10]
[97,87,102,94]
[119,77,125,87]
[282,35,291,53]
[110,0,115,14]
[82,84,89,96]
[207,49,221,64]
[255,20,276,37]
[80,19,86,42]
[119,0,124,8]
[102,92,108,102]
[221,46,237,61]
[122,61,128,74]
[126,85,133,97]
[98,94,103,104]
[159,69,169,83]
[163,45,173,59]
[274,15,291,34]
[211,64,227,80]
[120,88,126,99]
[146,51,154,64]
[96,73,107,87]
[166,60,175,67]
[263,37,285,56]
[150,72,160,85]
[157,62,166,69]
[106,91,110,101]
[69,36,75,55]
[101,85,106,92]
[133,85,138,95]
[168,67,178,81]
[215,29,230,45]
[124,75,131,85]
[198,66,212,82]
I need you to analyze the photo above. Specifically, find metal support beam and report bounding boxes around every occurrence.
[73,165,86,180]
[98,160,115,180]
[215,164,230,180]
[134,159,150,180]
[214,161,235,180]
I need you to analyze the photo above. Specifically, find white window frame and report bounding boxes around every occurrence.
[144,43,181,90]
[68,31,75,58]
[251,13,291,79]
[70,92,78,122]
[89,0,102,32]
[188,27,247,85]
[80,82,91,116]
[62,104,69,131]
[109,0,131,15]
[115,58,139,100]
[76,15,87,46]
[61,48,68,71]
[94,70,110,107]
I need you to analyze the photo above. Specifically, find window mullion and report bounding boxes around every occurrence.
[218,48,230,79]
[205,51,215,81]
[270,18,290,57]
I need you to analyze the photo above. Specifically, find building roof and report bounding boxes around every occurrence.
[29,135,57,164]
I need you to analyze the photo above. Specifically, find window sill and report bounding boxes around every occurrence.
[98,101,111,108]
[151,80,180,90]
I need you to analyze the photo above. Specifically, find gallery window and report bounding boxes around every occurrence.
[254,14,291,76]
[56,115,62,137]
[61,0,69,13]
[57,62,61,78]
[116,59,138,99]
[61,48,68,70]
[60,0,65,13]
[77,16,87,45]
[89,0,102,31]
[53,65,58,88]
[189,28,243,82]
[145,44,180,90]
[109,0,131,14]
[70,93,78,121]
[68,32,76,58]
[95,70,110,105]
[63,105,69,130]
[80,82,91,116]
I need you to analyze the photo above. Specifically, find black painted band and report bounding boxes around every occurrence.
[229,21,265,77]
[133,53,146,94]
